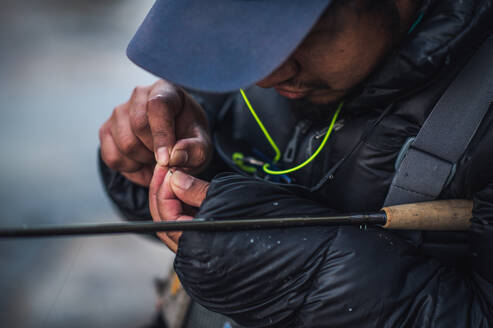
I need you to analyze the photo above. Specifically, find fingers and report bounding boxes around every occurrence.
[101,78,212,190]
[156,171,190,244]
[121,165,154,187]
[99,120,142,173]
[170,170,209,208]
[149,165,178,252]
[118,79,212,174]
[149,167,208,253]
[128,85,154,151]
[170,134,211,172]
[110,104,155,164]
[147,81,185,166]
[126,80,186,167]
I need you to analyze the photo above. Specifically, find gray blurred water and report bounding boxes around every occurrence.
[0,1,174,327]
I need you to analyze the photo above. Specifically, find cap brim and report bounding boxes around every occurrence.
[127,0,332,93]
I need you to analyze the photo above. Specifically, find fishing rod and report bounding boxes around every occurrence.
[0,199,473,237]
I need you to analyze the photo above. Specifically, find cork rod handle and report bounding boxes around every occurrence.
[382,199,473,230]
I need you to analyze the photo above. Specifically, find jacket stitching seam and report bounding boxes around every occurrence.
[392,184,434,198]
[294,227,341,326]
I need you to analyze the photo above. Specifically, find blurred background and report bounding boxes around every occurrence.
[0,1,175,327]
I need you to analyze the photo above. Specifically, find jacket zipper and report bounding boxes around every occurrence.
[283,119,311,163]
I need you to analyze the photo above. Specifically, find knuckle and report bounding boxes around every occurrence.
[111,106,126,123]
[152,130,172,140]
[119,136,141,156]
[113,104,127,117]
[130,109,149,133]
[132,85,146,97]
[103,152,123,170]
[197,181,209,197]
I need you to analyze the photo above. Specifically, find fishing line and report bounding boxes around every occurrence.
[42,241,83,326]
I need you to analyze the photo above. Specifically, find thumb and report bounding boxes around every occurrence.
[170,170,209,208]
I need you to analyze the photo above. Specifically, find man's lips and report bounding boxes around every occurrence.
[274,86,312,99]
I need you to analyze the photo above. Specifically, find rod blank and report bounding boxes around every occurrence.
[0,213,386,237]
[0,199,474,238]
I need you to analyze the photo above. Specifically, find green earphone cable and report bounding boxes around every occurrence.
[240,89,282,163]
[232,152,257,173]
[239,89,343,175]
[234,11,420,176]
[263,101,342,175]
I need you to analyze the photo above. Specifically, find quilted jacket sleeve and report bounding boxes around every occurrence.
[174,173,493,328]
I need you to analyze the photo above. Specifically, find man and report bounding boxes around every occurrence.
[99,0,493,326]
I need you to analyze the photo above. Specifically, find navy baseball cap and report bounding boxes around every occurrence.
[127,0,332,93]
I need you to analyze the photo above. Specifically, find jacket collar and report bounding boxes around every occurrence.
[345,0,493,112]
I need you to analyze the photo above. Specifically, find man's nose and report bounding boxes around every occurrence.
[256,58,299,88]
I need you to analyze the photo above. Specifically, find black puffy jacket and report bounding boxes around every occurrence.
[100,0,493,326]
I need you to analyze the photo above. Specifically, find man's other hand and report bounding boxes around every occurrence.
[149,166,209,252]
[99,79,212,187]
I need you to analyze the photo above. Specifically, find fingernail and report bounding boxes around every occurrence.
[171,149,188,166]
[171,170,193,190]
[156,147,169,166]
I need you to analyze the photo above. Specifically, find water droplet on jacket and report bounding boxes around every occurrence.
[250,238,254,243]
[277,240,281,244]
[273,202,279,206]
[302,238,307,241]
[348,307,353,312]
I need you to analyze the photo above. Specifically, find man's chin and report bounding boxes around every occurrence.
[266,85,346,105]
[305,91,345,105]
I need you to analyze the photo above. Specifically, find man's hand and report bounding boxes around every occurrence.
[99,79,212,187]
[149,166,210,252]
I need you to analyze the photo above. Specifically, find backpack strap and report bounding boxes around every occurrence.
[384,34,493,206]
